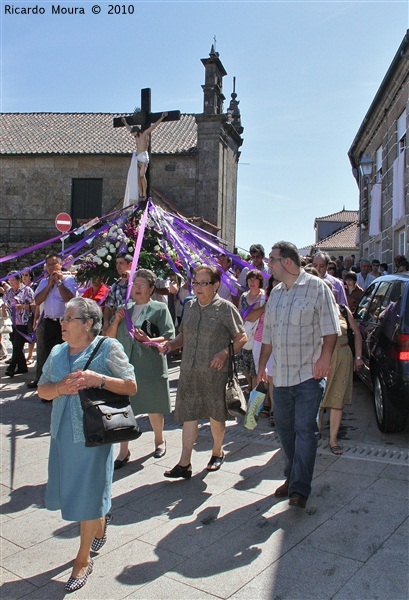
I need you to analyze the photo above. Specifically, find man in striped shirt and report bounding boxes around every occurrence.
[258,241,340,508]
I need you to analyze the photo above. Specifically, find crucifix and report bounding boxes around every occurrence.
[114,88,180,201]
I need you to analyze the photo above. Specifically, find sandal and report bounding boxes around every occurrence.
[164,463,192,479]
[260,408,270,418]
[269,414,275,427]
[206,453,225,471]
[329,444,343,455]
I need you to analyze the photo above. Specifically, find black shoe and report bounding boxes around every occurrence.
[65,559,93,592]
[15,368,29,375]
[274,480,289,498]
[153,443,166,459]
[114,450,130,470]
[27,381,38,389]
[91,514,112,552]
[164,463,192,479]
[5,358,12,364]
[289,492,307,509]
[4,370,15,378]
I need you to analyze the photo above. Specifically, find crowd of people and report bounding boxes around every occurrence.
[1,243,408,591]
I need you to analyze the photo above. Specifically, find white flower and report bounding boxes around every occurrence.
[116,241,121,247]
[96,249,105,257]
[103,262,109,268]
[106,255,112,261]
[117,228,123,235]
[128,246,134,252]
[109,245,116,253]
[102,233,108,238]
[96,257,103,265]
[154,245,160,252]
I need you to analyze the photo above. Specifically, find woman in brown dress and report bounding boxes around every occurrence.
[318,283,363,454]
[160,265,247,478]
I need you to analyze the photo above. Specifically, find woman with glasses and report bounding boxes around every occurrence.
[37,297,136,592]
[106,268,175,468]
[327,261,337,276]
[159,265,247,478]
[3,271,35,377]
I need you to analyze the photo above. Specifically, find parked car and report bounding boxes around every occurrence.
[354,273,409,433]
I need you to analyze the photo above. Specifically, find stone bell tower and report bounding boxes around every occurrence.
[195,45,244,248]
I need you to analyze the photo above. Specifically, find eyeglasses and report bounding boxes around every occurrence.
[60,316,84,323]
[192,281,213,287]
[268,256,283,263]
[22,273,30,277]
[132,282,149,288]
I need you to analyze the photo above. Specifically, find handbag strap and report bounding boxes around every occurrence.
[227,342,238,381]
[82,337,106,371]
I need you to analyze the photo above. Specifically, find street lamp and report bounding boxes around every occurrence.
[359,154,373,179]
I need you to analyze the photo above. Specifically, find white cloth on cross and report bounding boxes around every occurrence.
[123,151,139,207]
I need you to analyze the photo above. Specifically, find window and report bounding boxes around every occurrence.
[397,110,406,155]
[398,230,406,256]
[375,146,382,183]
[71,179,103,228]
[365,281,392,324]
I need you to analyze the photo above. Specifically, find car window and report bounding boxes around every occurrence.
[356,283,377,320]
[363,281,392,323]
[378,281,404,335]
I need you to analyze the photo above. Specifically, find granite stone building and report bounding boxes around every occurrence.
[0,46,244,251]
[348,30,408,266]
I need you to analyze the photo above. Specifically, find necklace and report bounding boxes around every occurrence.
[198,296,215,308]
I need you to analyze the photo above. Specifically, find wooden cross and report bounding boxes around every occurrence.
[114,88,180,200]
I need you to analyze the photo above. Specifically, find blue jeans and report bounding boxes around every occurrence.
[274,378,326,499]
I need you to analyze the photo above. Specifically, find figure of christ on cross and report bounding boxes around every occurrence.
[121,112,168,200]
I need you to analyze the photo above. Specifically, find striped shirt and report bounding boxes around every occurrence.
[262,270,340,387]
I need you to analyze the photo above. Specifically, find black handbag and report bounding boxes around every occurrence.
[225,343,247,418]
[79,337,141,447]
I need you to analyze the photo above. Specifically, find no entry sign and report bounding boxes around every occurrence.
[55,212,72,233]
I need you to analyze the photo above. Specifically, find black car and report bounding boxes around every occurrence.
[354,273,409,433]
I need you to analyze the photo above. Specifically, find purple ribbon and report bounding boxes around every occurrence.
[124,203,150,339]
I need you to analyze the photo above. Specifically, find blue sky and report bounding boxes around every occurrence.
[1,1,408,253]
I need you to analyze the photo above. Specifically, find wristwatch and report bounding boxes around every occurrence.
[99,376,106,389]
[355,356,362,360]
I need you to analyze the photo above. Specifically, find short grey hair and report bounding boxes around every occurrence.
[134,268,157,288]
[65,297,102,336]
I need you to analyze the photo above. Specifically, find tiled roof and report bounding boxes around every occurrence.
[0,113,197,155]
[314,221,359,250]
[315,209,358,223]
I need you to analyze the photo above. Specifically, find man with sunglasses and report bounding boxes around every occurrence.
[27,253,77,390]
[257,242,340,509]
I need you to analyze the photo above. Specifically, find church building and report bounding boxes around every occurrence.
[0,46,244,251]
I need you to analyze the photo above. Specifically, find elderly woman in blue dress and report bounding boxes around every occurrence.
[38,297,136,592]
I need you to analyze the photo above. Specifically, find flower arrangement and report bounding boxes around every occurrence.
[76,210,187,284]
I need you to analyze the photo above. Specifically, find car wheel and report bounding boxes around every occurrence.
[373,374,407,433]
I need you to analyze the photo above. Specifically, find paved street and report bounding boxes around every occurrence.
[1,352,408,600]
